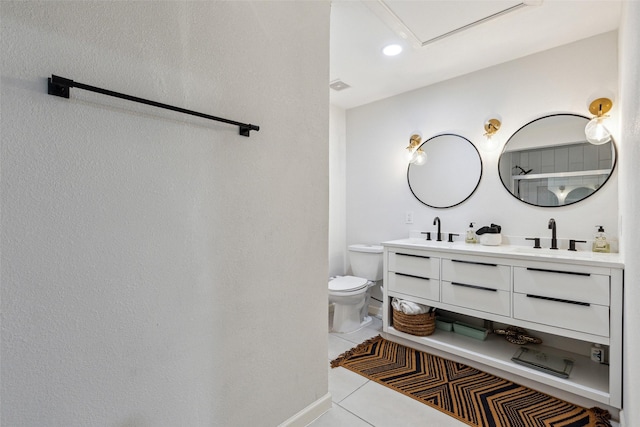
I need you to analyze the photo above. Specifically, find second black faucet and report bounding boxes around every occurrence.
[548,218,558,250]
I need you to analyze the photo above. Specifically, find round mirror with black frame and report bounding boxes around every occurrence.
[407,133,482,208]
[498,114,617,207]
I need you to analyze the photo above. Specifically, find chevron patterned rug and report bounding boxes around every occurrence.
[331,335,611,427]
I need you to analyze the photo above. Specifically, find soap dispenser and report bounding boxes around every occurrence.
[592,226,611,253]
[465,222,477,244]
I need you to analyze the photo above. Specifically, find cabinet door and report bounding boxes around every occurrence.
[441,280,510,316]
[387,272,439,302]
[513,267,609,305]
[513,266,610,337]
[442,258,510,291]
[513,293,609,337]
[388,252,440,279]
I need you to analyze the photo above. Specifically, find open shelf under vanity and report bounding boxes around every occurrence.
[386,322,610,405]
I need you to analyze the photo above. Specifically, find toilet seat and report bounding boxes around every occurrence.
[329,276,369,293]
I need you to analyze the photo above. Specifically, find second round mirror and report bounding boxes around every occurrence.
[498,114,616,207]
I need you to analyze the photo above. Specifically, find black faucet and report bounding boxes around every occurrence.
[548,218,558,249]
[433,216,442,241]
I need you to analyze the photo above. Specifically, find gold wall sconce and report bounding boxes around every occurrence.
[406,134,427,165]
[484,118,501,137]
[585,97,613,145]
[483,118,501,151]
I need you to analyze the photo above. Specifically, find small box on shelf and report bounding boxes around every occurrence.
[435,316,455,332]
[453,321,489,340]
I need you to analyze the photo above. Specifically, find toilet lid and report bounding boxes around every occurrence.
[329,276,369,292]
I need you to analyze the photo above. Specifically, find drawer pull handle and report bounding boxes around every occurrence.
[526,294,591,307]
[451,282,497,292]
[397,253,431,259]
[451,259,498,267]
[526,267,590,277]
[395,272,430,281]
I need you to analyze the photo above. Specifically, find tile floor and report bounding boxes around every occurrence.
[308,315,620,427]
[309,316,467,427]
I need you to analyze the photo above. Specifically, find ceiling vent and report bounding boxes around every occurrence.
[330,80,351,91]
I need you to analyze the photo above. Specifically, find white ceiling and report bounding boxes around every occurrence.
[330,0,622,110]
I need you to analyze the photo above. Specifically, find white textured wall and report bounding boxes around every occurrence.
[619,3,640,426]
[329,105,347,276]
[1,2,329,426]
[345,32,618,248]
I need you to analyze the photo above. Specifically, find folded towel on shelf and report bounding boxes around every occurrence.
[391,297,431,315]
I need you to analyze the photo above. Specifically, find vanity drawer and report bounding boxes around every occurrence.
[513,293,609,337]
[388,252,440,279]
[513,267,609,306]
[387,273,439,302]
[442,258,511,291]
[441,280,510,317]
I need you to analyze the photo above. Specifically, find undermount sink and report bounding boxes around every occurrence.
[509,246,593,257]
[399,238,464,248]
[511,246,559,254]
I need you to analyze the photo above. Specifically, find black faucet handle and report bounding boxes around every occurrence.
[448,233,459,243]
[568,239,587,251]
[420,231,432,241]
[525,237,541,248]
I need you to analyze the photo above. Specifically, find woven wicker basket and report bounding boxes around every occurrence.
[392,308,436,336]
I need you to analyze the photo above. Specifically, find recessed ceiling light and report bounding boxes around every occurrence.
[382,44,402,56]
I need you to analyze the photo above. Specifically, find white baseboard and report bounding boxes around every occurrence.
[278,392,332,427]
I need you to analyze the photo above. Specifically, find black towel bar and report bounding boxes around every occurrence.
[47,74,260,137]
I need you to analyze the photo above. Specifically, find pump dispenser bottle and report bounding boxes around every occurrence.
[592,226,610,253]
[465,222,477,244]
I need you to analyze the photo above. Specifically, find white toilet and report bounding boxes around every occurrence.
[329,244,384,333]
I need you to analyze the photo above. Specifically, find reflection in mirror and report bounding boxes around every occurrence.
[498,114,616,207]
[407,134,482,208]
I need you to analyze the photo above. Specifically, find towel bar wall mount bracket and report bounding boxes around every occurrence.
[47,74,260,137]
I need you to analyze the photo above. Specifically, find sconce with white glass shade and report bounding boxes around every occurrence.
[482,118,502,151]
[585,97,613,145]
[406,134,427,165]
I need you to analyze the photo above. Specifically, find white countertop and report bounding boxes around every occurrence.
[382,238,624,269]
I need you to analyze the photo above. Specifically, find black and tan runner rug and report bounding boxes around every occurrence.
[331,335,611,427]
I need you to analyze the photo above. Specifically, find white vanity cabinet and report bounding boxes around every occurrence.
[382,240,624,410]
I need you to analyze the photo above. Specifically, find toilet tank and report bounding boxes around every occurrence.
[348,244,384,281]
